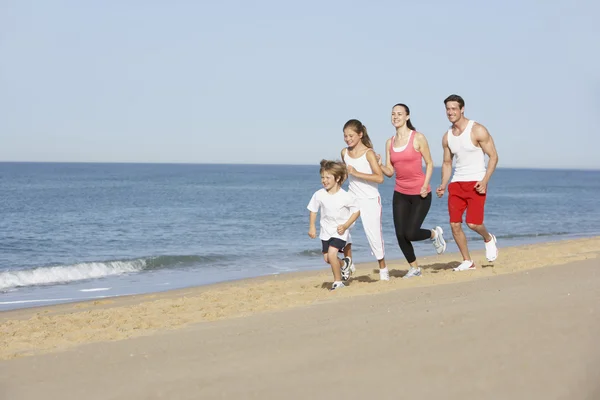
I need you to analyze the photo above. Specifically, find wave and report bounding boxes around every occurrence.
[0,254,231,291]
[471,232,571,241]
[296,249,323,257]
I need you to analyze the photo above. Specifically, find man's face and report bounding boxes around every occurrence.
[445,101,463,123]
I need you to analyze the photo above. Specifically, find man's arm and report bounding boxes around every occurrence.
[414,132,434,195]
[473,123,498,193]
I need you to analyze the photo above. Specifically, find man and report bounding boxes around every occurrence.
[436,94,499,271]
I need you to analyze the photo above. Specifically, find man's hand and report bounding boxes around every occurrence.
[436,185,446,198]
[474,181,487,194]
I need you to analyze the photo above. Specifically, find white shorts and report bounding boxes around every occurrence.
[347,196,385,260]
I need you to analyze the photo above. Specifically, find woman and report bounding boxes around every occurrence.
[380,104,446,278]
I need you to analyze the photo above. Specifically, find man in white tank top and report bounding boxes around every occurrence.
[435,95,499,271]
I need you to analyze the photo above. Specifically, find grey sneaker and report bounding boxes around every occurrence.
[330,281,346,291]
[403,267,422,279]
[432,226,446,254]
[341,257,351,281]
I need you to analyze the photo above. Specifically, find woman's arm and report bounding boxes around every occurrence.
[415,132,434,197]
[380,139,394,177]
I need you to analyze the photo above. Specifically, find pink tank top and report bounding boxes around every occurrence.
[390,131,430,195]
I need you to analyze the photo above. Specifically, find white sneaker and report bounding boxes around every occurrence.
[379,267,390,281]
[403,267,422,279]
[341,257,351,281]
[431,226,446,254]
[330,281,346,291]
[485,234,498,262]
[347,257,356,274]
[453,260,475,271]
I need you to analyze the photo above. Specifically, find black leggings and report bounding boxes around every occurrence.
[392,191,432,264]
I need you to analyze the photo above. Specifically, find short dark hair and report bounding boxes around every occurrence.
[444,94,465,108]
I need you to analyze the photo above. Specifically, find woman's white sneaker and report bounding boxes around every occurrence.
[431,226,447,254]
[453,260,475,271]
[403,267,422,279]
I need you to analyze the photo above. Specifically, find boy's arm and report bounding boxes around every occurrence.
[344,210,360,229]
[308,211,318,238]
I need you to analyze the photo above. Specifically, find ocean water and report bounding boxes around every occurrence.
[1,162,599,310]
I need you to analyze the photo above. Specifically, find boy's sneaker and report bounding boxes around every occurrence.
[330,281,346,291]
[485,234,498,262]
[347,257,356,274]
[431,226,447,254]
[453,260,475,271]
[341,257,352,281]
[379,267,390,281]
[403,267,422,279]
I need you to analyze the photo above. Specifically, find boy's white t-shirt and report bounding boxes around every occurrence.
[307,188,359,241]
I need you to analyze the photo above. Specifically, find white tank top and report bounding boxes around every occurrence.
[447,120,486,182]
[343,148,380,199]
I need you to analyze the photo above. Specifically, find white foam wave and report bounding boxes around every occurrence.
[0,260,146,290]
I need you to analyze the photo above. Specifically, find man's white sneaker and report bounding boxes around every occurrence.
[431,226,446,255]
[485,234,498,262]
[403,267,422,279]
[330,281,346,291]
[453,260,475,271]
[341,257,352,281]
[379,267,390,281]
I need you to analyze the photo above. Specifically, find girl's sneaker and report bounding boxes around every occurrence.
[379,267,390,281]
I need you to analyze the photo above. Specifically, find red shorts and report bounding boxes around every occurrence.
[448,181,486,224]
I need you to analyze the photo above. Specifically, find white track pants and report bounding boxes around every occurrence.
[347,196,385,260]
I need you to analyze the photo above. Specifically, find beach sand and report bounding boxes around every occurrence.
[1,237,599,399]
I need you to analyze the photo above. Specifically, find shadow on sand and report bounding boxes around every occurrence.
[321,260,495,288]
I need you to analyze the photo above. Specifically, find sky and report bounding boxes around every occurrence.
[1,0,599,169]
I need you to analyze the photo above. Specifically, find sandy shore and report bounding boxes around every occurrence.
[1,236,599,362]
[1,250,599,399]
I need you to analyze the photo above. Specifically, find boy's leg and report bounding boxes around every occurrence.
[327,246,343,282]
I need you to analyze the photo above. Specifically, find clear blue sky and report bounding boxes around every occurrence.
[1,0,599,169]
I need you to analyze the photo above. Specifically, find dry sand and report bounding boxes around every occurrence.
[1,237,599,399]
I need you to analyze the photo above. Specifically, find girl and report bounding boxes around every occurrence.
[307,159,360,290]
[341,119,389,281]
[381,104,446,279]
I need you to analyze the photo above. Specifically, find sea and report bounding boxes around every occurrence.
[1,162,599,311]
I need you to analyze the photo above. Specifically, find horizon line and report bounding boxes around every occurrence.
[0,160,599,172]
